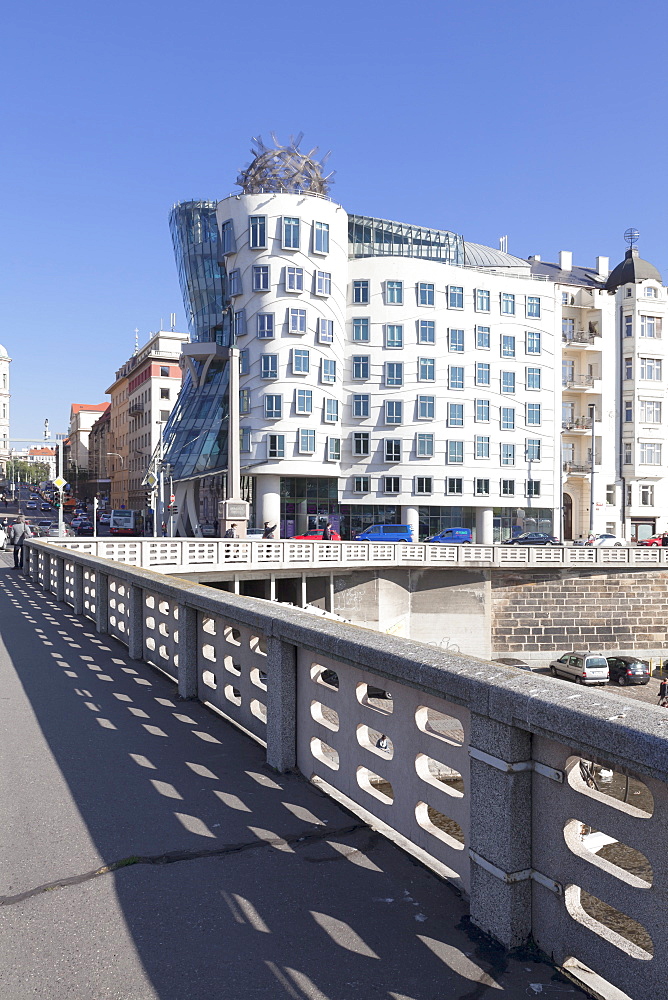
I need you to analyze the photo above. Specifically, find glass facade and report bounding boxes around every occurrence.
[348,215,464,264]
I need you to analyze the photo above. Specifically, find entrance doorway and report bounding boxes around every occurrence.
[631,519,656,543]
[563,493,573,540]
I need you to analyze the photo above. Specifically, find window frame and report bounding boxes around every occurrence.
[249,215,267,250]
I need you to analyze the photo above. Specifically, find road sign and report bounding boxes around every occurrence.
[170,494,175,503]
[144,472,157,489]
[53,476,68,490]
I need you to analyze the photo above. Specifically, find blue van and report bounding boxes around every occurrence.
[355,524,414,542]
[426,527,472,544]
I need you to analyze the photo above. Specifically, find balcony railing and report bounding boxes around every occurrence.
[562,373,597,388]
[128,401,145,416]
[562,417,593,431]
[562,330,600,345]
[563,462,591,474]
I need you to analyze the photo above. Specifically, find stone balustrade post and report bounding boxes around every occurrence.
[128,584,144,661]
[265,635,297,773]
[55,555,65,602]
[72,563,84,615]
[96,573,109,635]
[177,603,198,700]
[42,552,51,592]
[467,713,533,949]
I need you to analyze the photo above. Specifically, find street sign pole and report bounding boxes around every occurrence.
[93,496,98,535]
[58,490,64,538]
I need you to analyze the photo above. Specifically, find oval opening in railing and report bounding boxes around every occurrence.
[250,699,266,724]
[415,706,465,746]
[311,701,339,732]
[415,753,464,798]
[202,642,216,663]
[311,664,339,691]
[310,737,339,770]
[224,684,241,706]
[357,766,393,804]
[356,724,393,758]
[415,801,465,850]
[224,656,241,676]
[563,818,652,888]
[224,626,242,646]
[250,668,267,691]
[564,884,653,960]
[202,616,216,635]
[250,635,267,656]
[566,757,654,818]
[356,682,393,714]
[202,670,217,690]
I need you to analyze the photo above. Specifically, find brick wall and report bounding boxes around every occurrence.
[491,568,668,657]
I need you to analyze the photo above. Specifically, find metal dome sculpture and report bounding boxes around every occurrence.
[236,133,334,196]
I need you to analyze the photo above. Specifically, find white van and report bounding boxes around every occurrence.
[549,651,609,685]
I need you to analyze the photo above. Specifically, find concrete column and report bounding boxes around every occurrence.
[300,574,307,608]
[96,572,109,635]
[128,584,144,661]
[401,505,419,542]
[476,507,494,544]
[468,713,532,949]
[177,603,198,699]
[73,563,84,616]
[265,635,297,772]
[42,553,51,592]
[55,556,65,603]
[269,574,276,602]
[256,474,281,534]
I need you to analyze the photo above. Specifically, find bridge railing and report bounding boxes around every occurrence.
[34,537,668,573]
[23,538,668,1000]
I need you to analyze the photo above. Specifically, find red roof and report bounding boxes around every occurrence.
[70,402,110,414]
[29,448,56,456]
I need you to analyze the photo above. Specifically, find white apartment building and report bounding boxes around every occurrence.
[0,344,10,472]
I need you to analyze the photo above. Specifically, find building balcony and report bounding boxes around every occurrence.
[563,462,591,476]
[562,331,600,347]
[562,373,599,390]
[129,401,145,416]
[561,417,601,432]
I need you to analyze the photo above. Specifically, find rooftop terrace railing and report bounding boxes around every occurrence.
[22,537,668,1000]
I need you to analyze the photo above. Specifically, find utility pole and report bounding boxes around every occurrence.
[589,403,596,534]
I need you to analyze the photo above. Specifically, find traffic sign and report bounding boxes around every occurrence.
[144,472,157,489]
[170,494,175,503]
[53,476,68,490]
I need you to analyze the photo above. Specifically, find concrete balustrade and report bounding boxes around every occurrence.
[23,538,668,1000]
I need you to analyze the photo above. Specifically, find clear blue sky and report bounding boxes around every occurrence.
[1,0,667,439]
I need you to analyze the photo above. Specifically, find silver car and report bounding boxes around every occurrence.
[549,651,609,685]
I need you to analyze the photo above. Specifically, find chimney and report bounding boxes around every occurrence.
[528,254,541,262]
[596,256,609,278]
[559,251,573,272]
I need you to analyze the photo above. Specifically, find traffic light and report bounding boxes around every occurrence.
[144,492,153,506]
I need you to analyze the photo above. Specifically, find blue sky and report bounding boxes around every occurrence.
[1,0,667,438]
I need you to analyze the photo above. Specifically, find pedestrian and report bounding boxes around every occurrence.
[8,515,32,569]
[224,523,238,539]
[322,522,333,540]
[161,521,167,537]
[262,521,276,539]
[659,677,668,706]
[661,532,668,547]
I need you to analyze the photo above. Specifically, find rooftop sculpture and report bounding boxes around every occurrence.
[236,133,334,196]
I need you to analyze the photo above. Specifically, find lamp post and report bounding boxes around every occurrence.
[589,403,596,535]
[107,452,125,511]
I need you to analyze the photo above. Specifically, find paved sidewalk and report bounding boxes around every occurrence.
[0,562,584,999]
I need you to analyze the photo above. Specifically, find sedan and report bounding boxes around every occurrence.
[503,532,561,546]
[586,534,624,547]
[606,655,650,686]
[637,535,666,547]
[290,529,342,541]
[25,501,38,510]
[75,523,95,536]
[37,519,52,528]
[70,517,86,528]
[98,513,111,525]
[40,502,52,511]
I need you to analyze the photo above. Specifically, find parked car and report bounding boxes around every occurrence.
[606,655,651,686]
[549,651,609,685]
[637,535,665,547]
[291,529,342,541]
[494,657,534,672]
[355,524,414,542]
[246,527,264,537]
[586,534,624,547]
[503,532,561,546]
[427,527,472,544]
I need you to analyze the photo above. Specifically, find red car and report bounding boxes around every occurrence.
[290,529,342,541]
[637,535,666,547]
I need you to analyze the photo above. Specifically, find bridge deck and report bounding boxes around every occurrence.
[0,555,583,999]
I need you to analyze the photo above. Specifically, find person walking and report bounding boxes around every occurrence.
[8,515,32,569]
[322,522,333,540]
[659,676,668,706]
[262,521,276,539]
[224,523,238,539]
[661,532,668,547]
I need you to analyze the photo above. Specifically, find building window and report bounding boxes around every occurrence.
[640,357,662,380]
[264,394,282,419]
[475,362,490,386]
[418,282,434,306]
[501,371,515,394]
[257,313,275,339]
[527,402,541,425]
[640,315,662,338]
[449,328,464,352]
[220,219,235,254]
[562,317,575,339]
[624,357,633,379]
[640,483,654,505]
[475,399,490,423]
[261,355,278,379]
[418,357,435,382]
[501,335,515,358]
[475,478,490,496]
[624,399,633,422]
[624,315,633,338]
[240,427,251,452]
[282,217,300,250]
[295,388,313,414]
[386,280,403,304]
[239,389,250,414]
[353,476,370,493]
[314,221,329,254]
[640,442,662,464]
[321,359,336,383]
[383,476,400,494]
[385,400,403,425]
[640,400,662,422]
[327,437,340,461]
[526,480,541,498]
[253,265,270,291]
[418,320,435,344]
[645,286,658,297]
[448,403,464,427]
[238,351,249,376]
[386,362,403,387]
[501,479,515,496]
[385,324,403,348]
[449,366,464,390]
[446,478,462,495]
[353,318,369,342]
[526,331,541,354]
[268,434,284,459]
[475,288,490,312]
[234,310,246,337]
[416,433,434,457]
[353,432,370,456]
[249,215,266,249]
[476,326,490,349]
[159,366,169,377]
[501,443,515,466]
[160,387,170,399]
[501,292,515,315]
[527,296,541,318]
[352,355,369,380]
[229,269,241,296]
[501,407,515,430]
[316,271,332,296]
[352,394,370,418]
[418,395,434,420]
[353,280,369,304]
[286,266,304,292]
[288,308,307,334]
[448,285,464,309]
[319,318,334,344]
[415,476,433,495]
[526,366,541,390]
[299,429,316,454]
[292,349,310,375]
[624,442,632,465]
[605,484,615,505]
[526,438,541,461]
[385,439,401,463]
[447,440,464,464]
